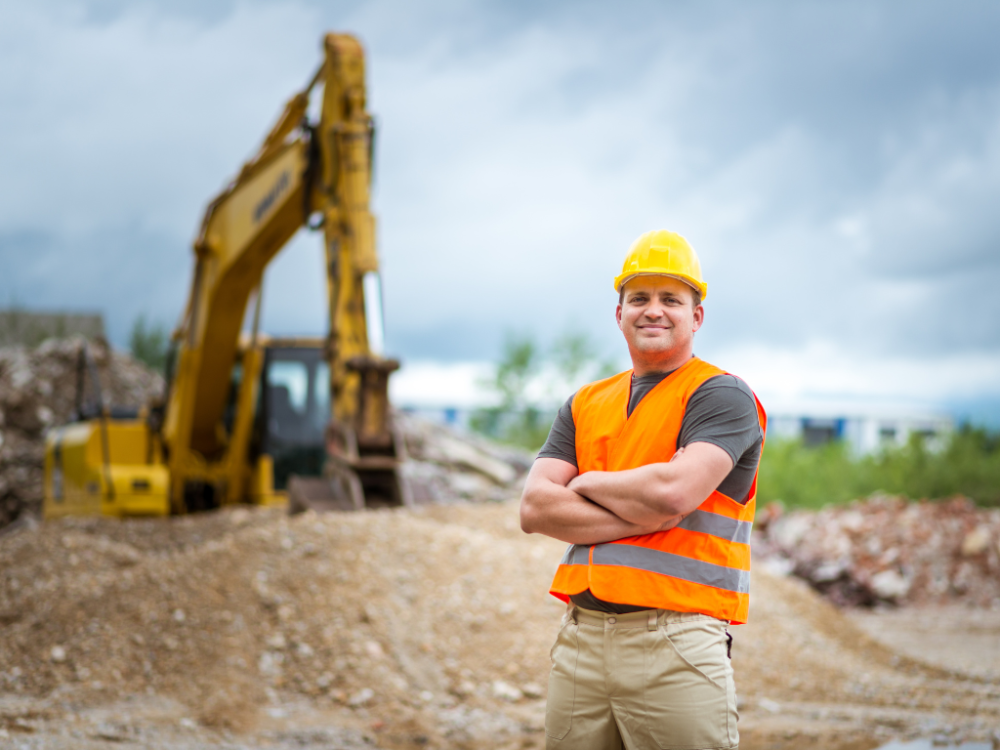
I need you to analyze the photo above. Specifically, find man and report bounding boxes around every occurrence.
[520,229,766,750]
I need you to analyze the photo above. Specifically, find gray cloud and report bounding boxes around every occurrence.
[1,0,999,396]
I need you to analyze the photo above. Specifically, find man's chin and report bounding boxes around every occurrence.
[633,341,674,355]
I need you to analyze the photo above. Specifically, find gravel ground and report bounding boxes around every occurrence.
[2,501,999,749]
[846,604,1000,682]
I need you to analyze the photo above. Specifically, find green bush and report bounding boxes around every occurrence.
[757,425,1000,509]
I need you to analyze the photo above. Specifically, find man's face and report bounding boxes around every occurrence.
[616,276,704,367]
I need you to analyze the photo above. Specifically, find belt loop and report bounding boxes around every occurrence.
[647,611,657,631]
[570,606,579,625]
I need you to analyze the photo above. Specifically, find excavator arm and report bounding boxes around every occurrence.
[162,33,401,513]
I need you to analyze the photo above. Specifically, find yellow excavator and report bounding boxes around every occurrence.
[43,33,409,519]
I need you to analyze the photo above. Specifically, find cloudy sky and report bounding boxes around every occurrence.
[2,0,999,416]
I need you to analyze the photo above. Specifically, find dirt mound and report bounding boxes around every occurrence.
[0,337,163,528]
[0,503,562,743]
[754,495,1000,607]
[2,501,998,747]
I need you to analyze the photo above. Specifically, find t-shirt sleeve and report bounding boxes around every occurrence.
[678,376,760,460]
[679,375,762,503]
[536,392,578,468]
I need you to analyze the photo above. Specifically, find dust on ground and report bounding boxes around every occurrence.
[2,501,999,750]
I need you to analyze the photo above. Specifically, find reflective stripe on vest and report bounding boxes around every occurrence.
[592,543,751,593]
[548,356,767,625]
[677,508,753,545]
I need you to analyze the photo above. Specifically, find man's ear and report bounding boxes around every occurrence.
[692,304,704,332]
[616,304,623,330]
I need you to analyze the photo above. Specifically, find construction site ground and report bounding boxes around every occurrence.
[2,500,999,750]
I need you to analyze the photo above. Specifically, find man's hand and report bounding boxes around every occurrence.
[519,458,670,545]
[566,441,734,527]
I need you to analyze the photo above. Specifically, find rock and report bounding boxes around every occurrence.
[811,560,849,583]
[49,645,66,663]
[961,526,991,556]
[869,569,912,600]
[758,697,782,713]
[258,651,282,676]
[348,688,374,707]
[430,436,517,486]
[452,680,476,697]
[520,683,544,699]
[316,673,333,690]
[491,680,522,702]
[446,472,496,499]
[768,514,813,550]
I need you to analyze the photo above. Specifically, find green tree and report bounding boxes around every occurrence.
[551,331,622,390]
[471,331,621,451]
[129,314,169,373]
[470,334,551,448]
[494,335,539,411]
[551,332,593,386]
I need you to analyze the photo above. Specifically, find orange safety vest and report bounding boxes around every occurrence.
[549,357,767,625]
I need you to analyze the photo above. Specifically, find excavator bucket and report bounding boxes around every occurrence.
[288,356,411,514]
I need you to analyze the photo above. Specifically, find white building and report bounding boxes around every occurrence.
[764,397,953,455]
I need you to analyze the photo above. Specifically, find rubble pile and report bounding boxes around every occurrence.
[0,337,164,528]
[396,412,532,504]
[754,494,1000,607]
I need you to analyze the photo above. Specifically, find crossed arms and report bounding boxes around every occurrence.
[519,442,734,545]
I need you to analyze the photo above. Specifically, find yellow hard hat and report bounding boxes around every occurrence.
[613,230,707,301]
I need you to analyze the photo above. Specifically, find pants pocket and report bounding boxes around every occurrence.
[545,621,579,740]
[663,618,730,690]
[643,618,737,749]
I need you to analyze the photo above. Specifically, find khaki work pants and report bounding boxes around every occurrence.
[546,605,739,750]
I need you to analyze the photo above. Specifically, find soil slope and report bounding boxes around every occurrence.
[2,501,998,749]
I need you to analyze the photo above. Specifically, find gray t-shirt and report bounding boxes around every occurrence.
[536,367,763,614]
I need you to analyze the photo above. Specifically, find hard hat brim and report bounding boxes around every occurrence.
[614,272,707,300]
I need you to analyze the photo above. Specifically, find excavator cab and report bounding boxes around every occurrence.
[256,344,330,491]
[235,337,410,513]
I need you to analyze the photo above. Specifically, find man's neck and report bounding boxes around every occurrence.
[631,351,694,377]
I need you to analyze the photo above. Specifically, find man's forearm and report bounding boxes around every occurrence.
[569,464,683,527]
[567,443,735,526]
[520,481,663,545]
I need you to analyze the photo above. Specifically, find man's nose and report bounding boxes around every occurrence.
[642,303,667,320]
